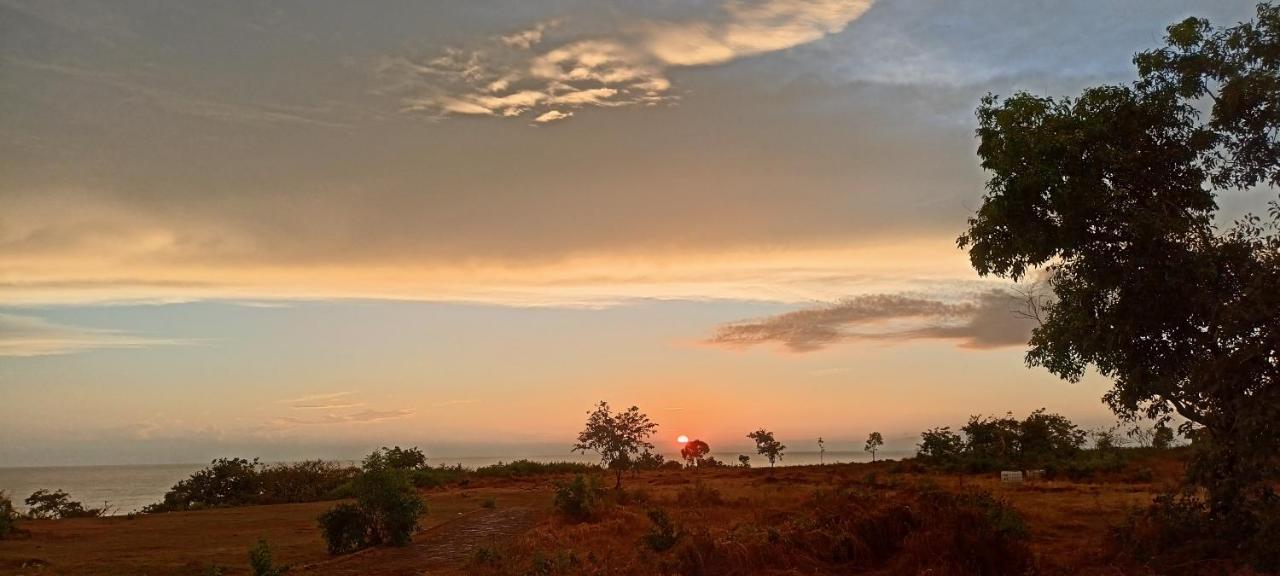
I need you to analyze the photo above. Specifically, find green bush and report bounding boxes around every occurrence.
[363,446,427,471]
[24,489,104,519]
[318,452,427,555]
[317,503,366,555]
[411,464,468,488]
[1110,491,1280,573]
[257,460,356,503]
[247,538,288,576]
[473,460,597,478]
[553,474,601,522]
[146,458,357,512]
[644,508,680,551]
[675,480,723,508]
[0,491,18,538]
[353,466,425,547]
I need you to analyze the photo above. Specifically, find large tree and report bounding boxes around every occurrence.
[959,3,1279,519]
[572,401,659,489]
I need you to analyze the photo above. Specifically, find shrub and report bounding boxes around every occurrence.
[318,451,427,555]
[553,474,601,522]
[917,427,964,463]
[473,460,596,479]
[659,460,684,471]
[894,489,1032,575]
[1110,491,1280,573]
[411,464,469,488]
[257,460,355,503]
[480,497,496,509]
[0,491,18,538]
[632,450,666,471]
[247,538,288,576]
[675,480,724,508]
[471,544,502,567]
[644,508,680,551]
[353,466,425,547]
[317,503,366,555]
[146,458,356,512]
[617,486,649,506]
[24,489,103,519]
[363,446,427,471]
[145,457,261,512]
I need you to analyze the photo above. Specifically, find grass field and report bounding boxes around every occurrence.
[0,452,1202,575]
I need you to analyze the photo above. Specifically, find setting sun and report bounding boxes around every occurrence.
[676,435,689,444]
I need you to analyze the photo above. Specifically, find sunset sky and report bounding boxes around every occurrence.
[1,0,1271,466]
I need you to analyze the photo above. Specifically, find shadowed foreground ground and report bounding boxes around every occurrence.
[0,456,1187,575]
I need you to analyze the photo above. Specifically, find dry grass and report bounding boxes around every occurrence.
[2,451,1245,576]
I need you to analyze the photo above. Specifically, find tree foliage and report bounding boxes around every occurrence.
[363,446,427,471]
[145,458,353,512]
[917,427,964,463]
[0,491,18,539]
[865,432,884,462]
[572,401,658,488]
[747,429,785,468]
[958,3,1279,520]
[317,448,427,554]
[248,539,288,576]
[24,489,103,519]
[679,439,710,468]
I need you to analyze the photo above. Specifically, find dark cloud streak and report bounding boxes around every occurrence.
[707,290,1034,352]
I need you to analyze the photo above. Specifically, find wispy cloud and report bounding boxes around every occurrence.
[5,57,350,129]
[271,409,416,427]
[0,313,186,356]
[384,0,874,122]
[282,391,366,410]
[707,289,1035,353]
[428,399,476,409]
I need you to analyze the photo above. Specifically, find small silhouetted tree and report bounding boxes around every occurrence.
[747,429,785,469]
[737,455,750,468]
[865,432,884,462]
[572,401,658,489]
[680,439,710,468]
[1153,424,1176,450]
[818,437,826,465]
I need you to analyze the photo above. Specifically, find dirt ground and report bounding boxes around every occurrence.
[0,458,1184,575]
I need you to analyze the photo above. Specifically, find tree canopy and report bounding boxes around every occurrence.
[572,401,658,488]
[680,439,711,468]
[959,3,1279,518]
[747,429,786,468]
[864,432,884,462]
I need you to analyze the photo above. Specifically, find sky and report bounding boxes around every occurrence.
[0,0,1271,466]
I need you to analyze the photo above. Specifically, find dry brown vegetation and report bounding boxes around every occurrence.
[1,449,1260,576]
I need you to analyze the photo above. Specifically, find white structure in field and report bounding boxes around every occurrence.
[1000,470,1024,483]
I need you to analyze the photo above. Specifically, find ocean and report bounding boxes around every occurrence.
[0,449,909,515]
